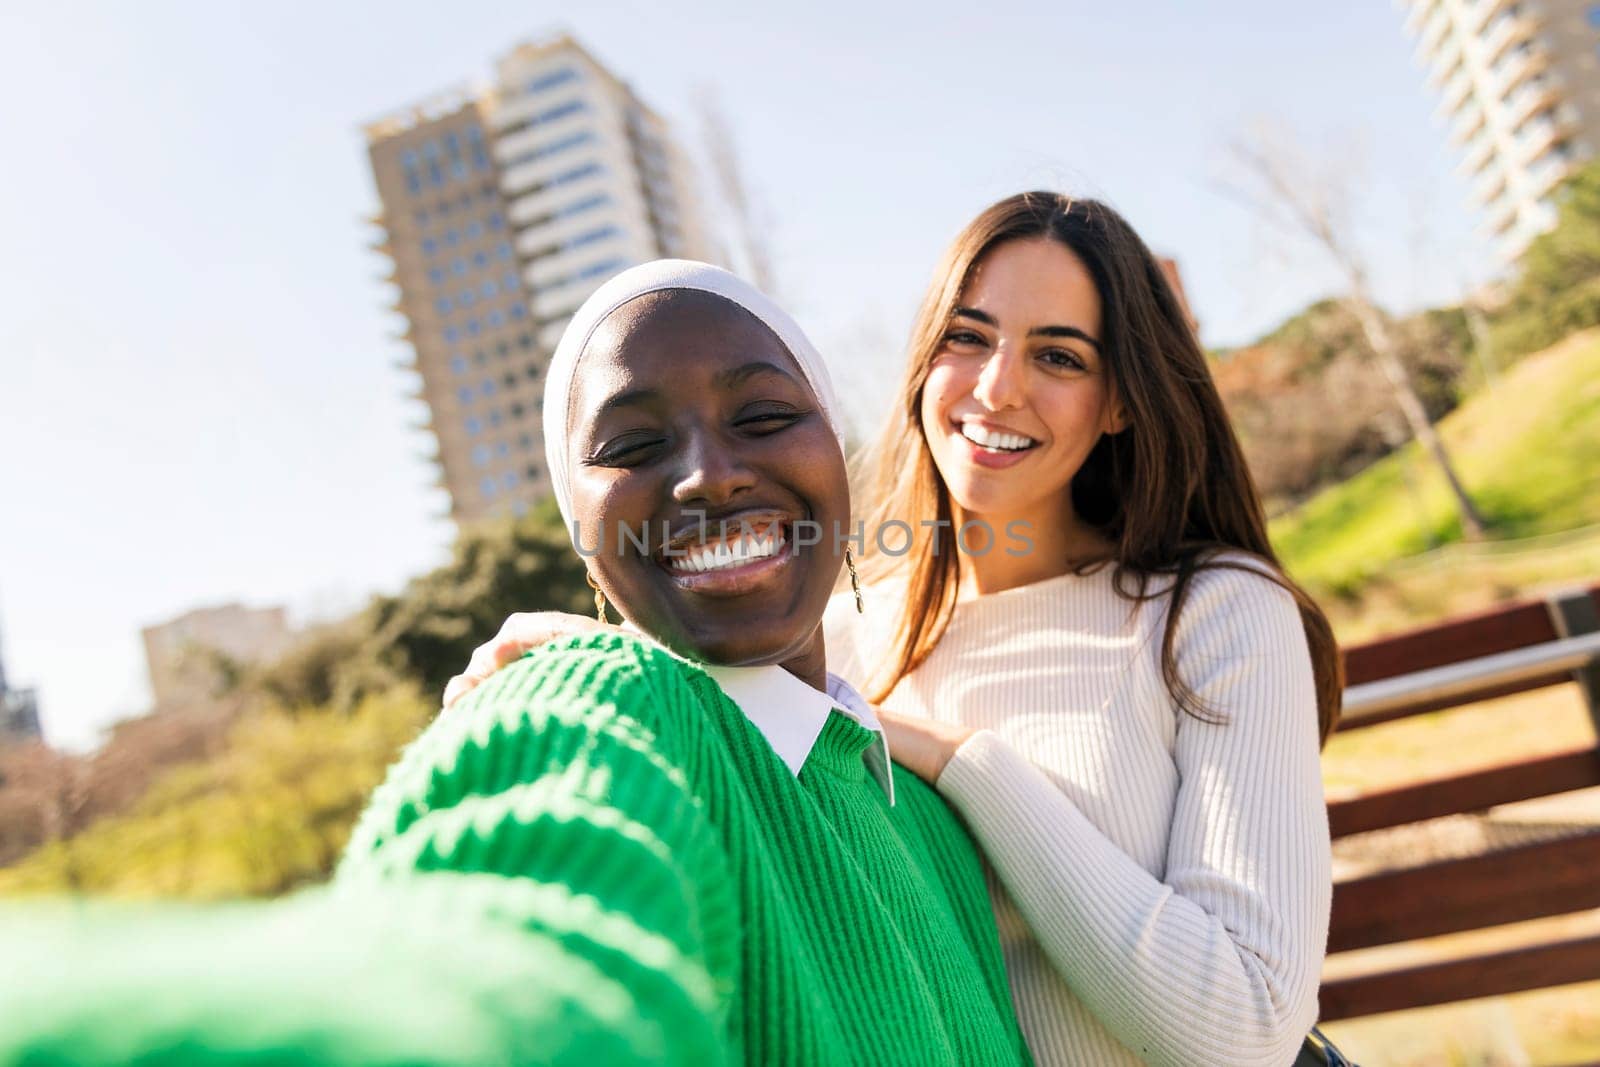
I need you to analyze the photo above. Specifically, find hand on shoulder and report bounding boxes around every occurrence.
[442,611,621,709]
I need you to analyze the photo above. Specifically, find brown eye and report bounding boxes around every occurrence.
[1038,348,1086,371]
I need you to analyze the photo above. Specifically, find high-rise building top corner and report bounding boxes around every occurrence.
[362,83,486,145]
[365,33,714,525]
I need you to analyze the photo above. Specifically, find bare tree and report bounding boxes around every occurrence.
[1221,124,1487,540]
[693,88,777,295]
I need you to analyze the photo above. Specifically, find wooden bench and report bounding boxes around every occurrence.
[1319,583,1600,1024]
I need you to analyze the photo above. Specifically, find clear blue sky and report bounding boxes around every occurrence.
[0,1,1494,749]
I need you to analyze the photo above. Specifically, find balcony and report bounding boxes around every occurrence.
[1449,101,1486,147]
[1470,163,1508,208]
[1459,0,1512,36]
[1457,129,1497,177]
[1419,5,1452,54]
[1483,191,1519,237]
[1502,74,1560,131]
[1427,42,1464,91]
[1403,0,1438,39]
[1513,106,1578,169]
[1527,152,1580,200]
[1439,70,1475,117]
[1480,8,1536,70]
[1495,43,1549,99]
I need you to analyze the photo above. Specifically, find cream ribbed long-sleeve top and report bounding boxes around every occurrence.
[823,557,1331,1067]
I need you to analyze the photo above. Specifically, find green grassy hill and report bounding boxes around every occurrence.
[1271,328,1600,627]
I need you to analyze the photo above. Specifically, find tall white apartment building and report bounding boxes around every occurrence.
[1402,0,1600,263]
[366,35,713,524]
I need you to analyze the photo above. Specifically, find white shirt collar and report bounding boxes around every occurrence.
[701,663,895,805]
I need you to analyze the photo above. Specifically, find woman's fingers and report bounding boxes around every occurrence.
[442,673,476,709]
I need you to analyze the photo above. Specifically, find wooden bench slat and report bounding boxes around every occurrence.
[1329,830,1600,952]
[1329,747,1600,838]
[1319,932,1600,1021]
[1334,670,1578,731]
[1344,600,1565,686]
[1339,631,1600,729]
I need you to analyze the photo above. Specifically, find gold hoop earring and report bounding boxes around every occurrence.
[586,572,607,623]
[845,547,864,614]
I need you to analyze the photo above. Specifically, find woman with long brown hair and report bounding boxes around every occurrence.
[821,191,1338,1065]
[447,193,1339,1065]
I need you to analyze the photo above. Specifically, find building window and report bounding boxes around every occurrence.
[502,470,518,490]
[466,318,482,336]
[481,477,497,500]
[558,193,610,219]
[444,325,460,343]
[457,386,474,405]
[566,224,620,251]
[525,67,580,95]
[435,296,453,315]
[489,409,503,427]
[473,250,489,269]
[508,303,528,320]
[552,161,604,189]
[502,372,516,389]
[481,279,499,299]
[466,220,483,240]
[450,356,468,375]
[459,288,477,308]
[1589,4,1600,28]
[503,270,520,291]
[480,379,497,398]
[452,257,468,277]
[495,340,511,359]
[486,309,505,328]
[518,333,534,350]
[510,402,525,418]
[519,434,533,449]
[472,445,492,467]
[428,267,446,285]
[525,463,540,480]
[497,241,514,261]
[422,237,438,256]
[487,212,504,230]
[465,416,481,435]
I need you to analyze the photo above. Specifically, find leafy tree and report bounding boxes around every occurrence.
[256,498,591,711]
[1492,159,1600,358]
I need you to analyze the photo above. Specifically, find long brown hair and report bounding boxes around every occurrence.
[858,192,1342,743]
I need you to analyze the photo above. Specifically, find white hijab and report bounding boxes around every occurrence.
[542,259,846,533]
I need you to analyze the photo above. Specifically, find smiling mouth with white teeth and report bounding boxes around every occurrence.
[655,513,797,596]
[959,422,1039,453]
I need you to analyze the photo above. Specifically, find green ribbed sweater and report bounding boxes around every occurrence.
[0,634,1032,1066]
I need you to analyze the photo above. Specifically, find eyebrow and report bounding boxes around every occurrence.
[712,360,799,389]
[592,361,799,419]
[952,305,1102,351]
